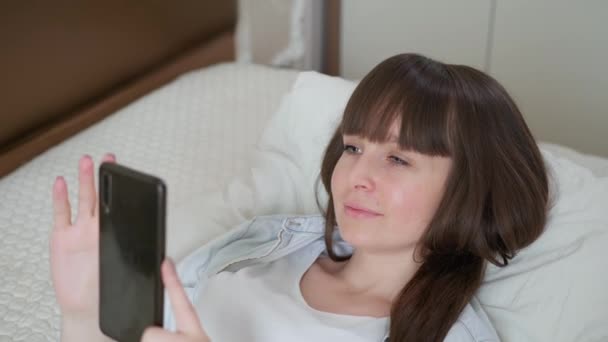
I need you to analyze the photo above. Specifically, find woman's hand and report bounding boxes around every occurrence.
[141,259,211,342]
[51,153,116,317]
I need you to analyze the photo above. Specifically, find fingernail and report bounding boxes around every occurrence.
[54,176,65,193]
[81,155,93,170]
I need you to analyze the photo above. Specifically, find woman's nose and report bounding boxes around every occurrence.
[349,155,377,191]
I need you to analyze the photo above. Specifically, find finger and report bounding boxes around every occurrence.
[102,152,116,164]
[75,155,96,222]
[141,326,187,342]
[52,176,71,228]
[162,259,207,337]
[94,153,117,218]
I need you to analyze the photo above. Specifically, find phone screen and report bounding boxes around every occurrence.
[99,162,166,342]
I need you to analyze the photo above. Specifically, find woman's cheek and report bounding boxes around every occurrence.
[331,155,349,191]
[387,183,434,224]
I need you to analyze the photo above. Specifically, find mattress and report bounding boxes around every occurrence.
[1,62,606,342]
[0,63,297,341]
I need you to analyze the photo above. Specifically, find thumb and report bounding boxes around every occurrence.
[162,258,209,339]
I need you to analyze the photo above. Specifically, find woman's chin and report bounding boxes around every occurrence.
[336,221,381,248]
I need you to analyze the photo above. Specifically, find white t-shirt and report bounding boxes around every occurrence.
[193,240,499,341]
[195,240,389,341]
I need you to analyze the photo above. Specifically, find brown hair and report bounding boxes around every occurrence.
[317,53,549,341]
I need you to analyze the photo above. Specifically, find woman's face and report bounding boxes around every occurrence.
[330,122,452,254]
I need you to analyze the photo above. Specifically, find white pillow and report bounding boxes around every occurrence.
[479,152,608,341]
[167,72,355,259]
[218,71,356,221]
[216,70,608,341]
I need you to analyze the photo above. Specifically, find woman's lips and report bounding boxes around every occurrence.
[344,203,382,218]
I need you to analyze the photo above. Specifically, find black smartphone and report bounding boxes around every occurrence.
[98,162,167,342]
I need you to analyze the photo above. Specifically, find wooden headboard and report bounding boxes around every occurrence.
[0,1,237,178]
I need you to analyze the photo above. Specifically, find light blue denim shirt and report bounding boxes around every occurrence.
[164,214,500,342]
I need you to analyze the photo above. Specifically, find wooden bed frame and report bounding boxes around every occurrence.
[0,1,236,178]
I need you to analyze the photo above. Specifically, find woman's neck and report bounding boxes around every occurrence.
[328,247,421,303]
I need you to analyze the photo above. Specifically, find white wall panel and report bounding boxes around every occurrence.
[341,0,492,79]
[490,0,608,156]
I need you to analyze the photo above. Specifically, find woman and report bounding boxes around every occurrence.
[51,53,549,341]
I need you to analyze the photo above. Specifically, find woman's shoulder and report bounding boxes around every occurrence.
[444,298,501,342]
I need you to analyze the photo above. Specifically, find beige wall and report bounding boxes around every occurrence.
[341,0,493,79]
[490,0,608,157]
[341,0,608,157]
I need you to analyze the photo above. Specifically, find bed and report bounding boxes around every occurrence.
[1,61,607,342]
[1,4,607,342]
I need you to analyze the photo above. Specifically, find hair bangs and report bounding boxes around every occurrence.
[340,56,454,157]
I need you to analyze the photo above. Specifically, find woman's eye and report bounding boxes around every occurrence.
[343,144,360,154]
[388,155,409,166]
